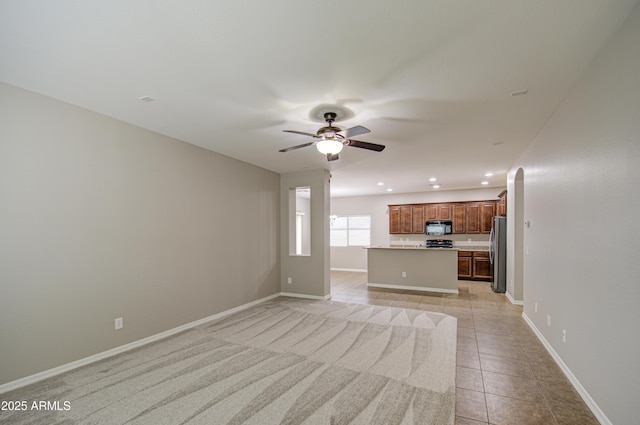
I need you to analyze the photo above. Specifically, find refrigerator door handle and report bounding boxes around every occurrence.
[489,225,495,264]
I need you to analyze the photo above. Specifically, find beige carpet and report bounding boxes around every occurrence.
[1,298,457,425]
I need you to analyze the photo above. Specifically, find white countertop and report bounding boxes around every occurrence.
[365,245,489,252]
[365,246,460,251]
[456,246,490,252]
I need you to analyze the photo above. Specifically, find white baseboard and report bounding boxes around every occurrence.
[506,291,523,305]
[522,313,611,425]
[330,268,367,273]
[0,292,282,395]
[367,282,458,294]
[280,292,331,300]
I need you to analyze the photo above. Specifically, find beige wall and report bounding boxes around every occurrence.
[280,169,331,298]
[507,4,640,424]
[0,83,281,385]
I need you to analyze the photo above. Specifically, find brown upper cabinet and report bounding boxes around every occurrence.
[400,205,413,233]
[480,201,495,233]
[389,205,415,234]
[389,206,401,234]
[412,205,425,234]
[465,202,481,233]
[389,200,497,234]
[497,190,507,216]
[465,201,495,234]
[438,204,452,220]
[453,203,467,233]
[425,203,452,221]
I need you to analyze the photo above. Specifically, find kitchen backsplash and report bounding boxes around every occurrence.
[389,234,489,247]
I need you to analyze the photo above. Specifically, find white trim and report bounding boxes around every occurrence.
[367,282,458,294]
[506,291,523,305]
[522,313,611,425]
[330,268,367,272]
[0,292,281,395]
[280,292,331,300]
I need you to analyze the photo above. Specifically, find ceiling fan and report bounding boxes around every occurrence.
[279,112,385,161]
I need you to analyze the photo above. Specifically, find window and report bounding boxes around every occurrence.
[330,215,371,247]
[289,186,310,256]
[295,212,304,255]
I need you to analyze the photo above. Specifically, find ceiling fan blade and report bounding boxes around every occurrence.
[279,142,316,152]
[327,153,339,161]
[283,130,317,137]
[342,125,370,138]
[346,139,386,152]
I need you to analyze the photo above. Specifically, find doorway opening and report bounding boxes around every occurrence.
[513,167,525,302]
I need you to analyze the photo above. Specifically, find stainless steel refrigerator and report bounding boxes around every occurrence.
[489,216,507,293]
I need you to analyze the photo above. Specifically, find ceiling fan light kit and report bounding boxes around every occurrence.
[316,139,344,155]
[280,111,385,161]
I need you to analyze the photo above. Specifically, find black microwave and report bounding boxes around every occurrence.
[425,220,453,235]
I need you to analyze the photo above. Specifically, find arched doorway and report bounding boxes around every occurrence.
[512,168,525,302]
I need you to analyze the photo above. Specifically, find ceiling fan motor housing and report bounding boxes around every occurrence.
[317,126,344,139]
[317,112,343,139]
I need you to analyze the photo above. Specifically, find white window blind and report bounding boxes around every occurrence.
[330,215,371,247]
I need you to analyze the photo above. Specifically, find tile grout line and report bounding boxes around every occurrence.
[475,308,491,425]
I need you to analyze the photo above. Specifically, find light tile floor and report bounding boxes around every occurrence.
[329,270,599,425]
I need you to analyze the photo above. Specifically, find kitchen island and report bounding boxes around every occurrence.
[366,247,459,294]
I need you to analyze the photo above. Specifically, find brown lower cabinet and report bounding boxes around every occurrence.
[457,251,473,279]
[458,250,493,281]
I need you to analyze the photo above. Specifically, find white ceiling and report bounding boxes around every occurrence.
[1,0,637,197]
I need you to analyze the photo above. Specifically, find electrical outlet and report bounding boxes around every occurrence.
[534,302,538,313]
[546,315,551,327]
[401,271,407,278]
[115,317,123,330]
[287,277,292,284]
[562,329,567,343]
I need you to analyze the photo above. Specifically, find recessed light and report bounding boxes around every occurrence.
[387,188,393,192]
[492,141,504,146]
[481,181,489,185]
[511,89,528,96]
[429,177,437,182]
[139,96,155,102]
[377,182,384,186]
[431,184,441,189]
[484,172,493,177]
